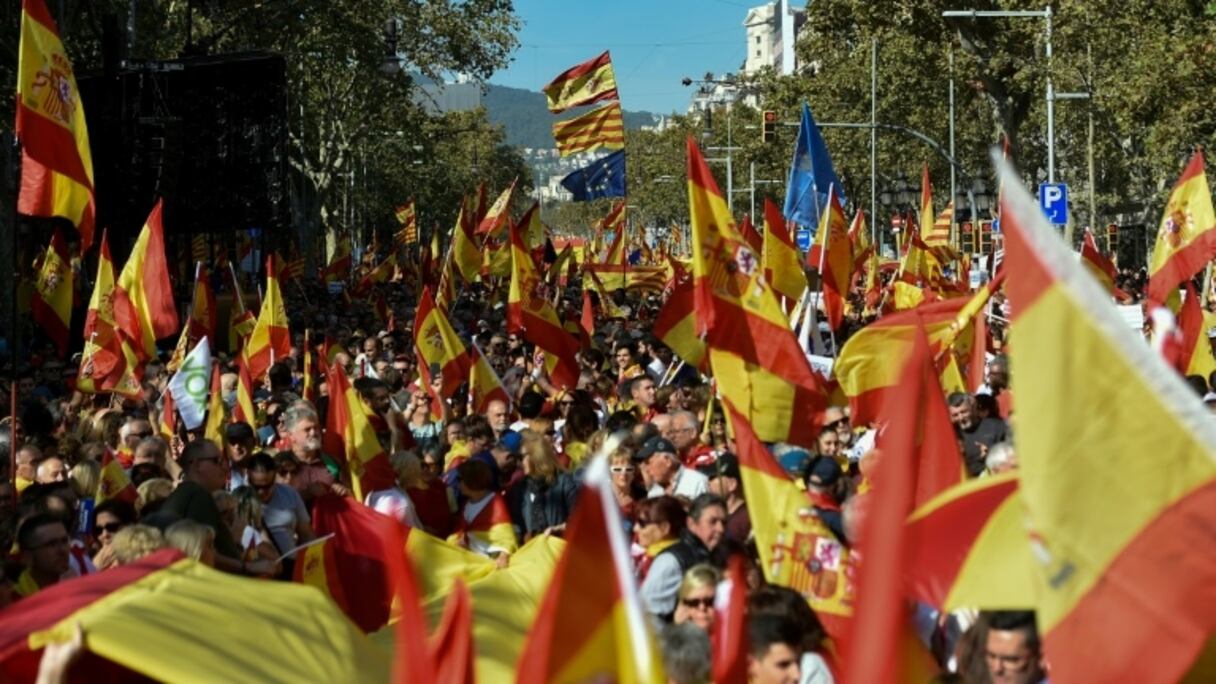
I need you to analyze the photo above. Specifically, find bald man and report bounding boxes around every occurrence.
[35,456,70,484]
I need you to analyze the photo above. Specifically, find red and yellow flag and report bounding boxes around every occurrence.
[762,198,807,303]
[323,364,397,502]
[159,389,178,440]
[97,447,138,505]
[395,201,418,245]
[726,401,856,640]
[1177,282,1216,381]
[244,255,291,382]
[114,200,179,362]
[515,456,664,683]
[414,287,473,397]
[167,264,216,371]
[203,364,226,447]
[477,180,517,236]
[30,228,73,355]
[429,580,475,684]
[447,494,517,556]
[1080,228,1126,300]
[452,198,483,283]
[1001,154,1216,684]
[16,0,95,252]
[354,253,397,295]
[542,51,619,114]
[552,101,625,157]
[1147,151,1216,305]
[738,214,763,254]
[233,354,257,426]
[77,231,139,397]
[848,209,872,277]
[653,257,706,370]
[508,220,580,390]
[322,236,352,284]
[807,187,852,330]
[468,343,510,415]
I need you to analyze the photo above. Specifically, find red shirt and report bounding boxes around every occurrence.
[407,483,454,538]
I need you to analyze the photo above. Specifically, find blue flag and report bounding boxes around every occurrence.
[783,102,844,229]
[561,149,627,201]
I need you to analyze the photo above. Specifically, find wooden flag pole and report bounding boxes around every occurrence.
[5,134,19,491]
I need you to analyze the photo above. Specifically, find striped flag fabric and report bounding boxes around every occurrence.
[30,228,73,355]
[542,51,619,114]
[395,201,418,244]
[552,101,625,157]
[807,186,852,331]
[1146,151,1216,305]
[761,198,807,303]
[999,151,1216,683]
[244,255,291,381]
[114,200,179,361]
[929,201,954,248]
[233,354,257,425]
[15,0,95,252]
[468,342,510,415]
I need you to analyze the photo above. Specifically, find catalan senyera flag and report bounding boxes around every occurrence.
[806,186,852,331]
[1080,228,1125,300]
[414,287,474,397]
[468,342,511,415]
[244,255,290,382]
[687,137,827,443]
[16,0,95,252]
[2,549,391,682]
[114,200,179,362]
[1147,151,1216,305]
[232,355,257,426]
[929,201,954,248]
[77,231,139,397]
[508,221,580,390]
[726,401,855,640]
[323,236,353,284]
[916,163,946,247]
[202,364,226,447]
[477,180,517,236]
[762,198,807,303]
[653,257,706,370]
[553,101,625,157]
[323,364,396,502]
[96,447,138,505]
[354,253,397,295]
[516,454,664,684]
[999,152,1216,684]
[30,229,73,355]
[395,201,418,245]
[1178,282,1216,381]
[542,51,619,114]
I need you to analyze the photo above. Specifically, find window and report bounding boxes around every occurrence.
[755,35,761,45]
[756,50,761,57]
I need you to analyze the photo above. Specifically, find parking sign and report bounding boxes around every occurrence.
[1038,183,1068,225]
[796,229,813,251]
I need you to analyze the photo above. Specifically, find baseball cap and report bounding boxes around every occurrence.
[634,436,676,463]
[495,430,523,454]
[777,448,811,479]
[805,455,842,488]
[697,452,740,480]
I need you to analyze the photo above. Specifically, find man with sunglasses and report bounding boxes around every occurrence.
[14,513,72,597]
[247,453,315,577]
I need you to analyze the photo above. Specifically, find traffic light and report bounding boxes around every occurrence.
[762,110,777,143]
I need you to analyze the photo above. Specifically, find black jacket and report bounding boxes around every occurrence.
[509,471,580,539]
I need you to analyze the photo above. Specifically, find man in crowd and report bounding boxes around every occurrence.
[700,453,750,546]
[225,422,258,490]
[628,375,660,422]
[247,453,315,575]
[485,399,512,440]
[34,455,69,484]
[983,610,1046,684]
[948,392,1009,477]
[669,410,712,467]
[639,436,708,501]
[14,513,72,597]
[640,493,727,619]
[747,614,804,684]
[283,403,349,504]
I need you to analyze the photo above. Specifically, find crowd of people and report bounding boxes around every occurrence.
[0,251,1055,684]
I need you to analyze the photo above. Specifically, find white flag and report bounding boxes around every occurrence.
[168,336,212,430]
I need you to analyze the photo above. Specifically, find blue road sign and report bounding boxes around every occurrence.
[796,229,813,251]
[1038,183,1069,225]
[990,217,1001,233]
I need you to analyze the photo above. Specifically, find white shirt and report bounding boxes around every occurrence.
[365,487,423,529]
[647,465,709,500]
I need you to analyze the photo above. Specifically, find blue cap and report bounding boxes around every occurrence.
[496,430,522,454]
[777,449,811,479]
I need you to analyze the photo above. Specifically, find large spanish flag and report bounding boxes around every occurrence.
[516,453,665,683]
[0,549,390,681]
[806,186,852,330]
[999,152,1216,684]
[553,101,625,157]
[542,51,619,114]
[762,197,807,303]
[15,0,95,252]
[30,228,73,355]
[508,220,580,390]
[414,287,473,397]
[244,255,291,382]
[1146,151,1216,305]
[323,364,396,501]
[114,200,179,362]
[77,231,139,397]
[726,401,855,640]
[687,138,827,442]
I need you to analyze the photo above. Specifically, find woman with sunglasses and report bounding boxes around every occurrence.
[673,564,721,633]
[91,499,136,571]
[633,495,686,582]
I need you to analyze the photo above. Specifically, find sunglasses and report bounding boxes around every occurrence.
[278,468,298,476]
[95,522,125,535]
[610,466,635,474]
[681,597,714,609]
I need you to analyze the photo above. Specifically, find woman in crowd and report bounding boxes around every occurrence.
[91,499,137,571]
[165,519,216,567]
[633,495,686,581]
[410,443,455,537]
[509,432,579,541]
[672,564,720,633]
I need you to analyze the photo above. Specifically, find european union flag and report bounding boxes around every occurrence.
[783,102,844,229]
[561,149,626,201]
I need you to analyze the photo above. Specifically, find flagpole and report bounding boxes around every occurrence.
[5,134,19,489]
[813,186,839,357]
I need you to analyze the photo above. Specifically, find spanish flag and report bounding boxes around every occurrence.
[477,180,516,236]
[653,257,706,370]
[232,354,257,426]
[806,186,852,331]
[1147,151,1216,305]
[159,389,177,440]
[114,200,179,362]
[542,51,619,114]
[15,0,95,252]
[202,364,226,447]
[30,228,73,355]
[452,197,483,283]
[323,364,396,502]
[762,198,807,303]
[508,220,580,390]
[167,263,216,371]
[322,236,352,284]
[916,163,949,247]
[0,549,390,681]
[516,201,546,250]
[448,493,517,557]
[515,454,664,683]
[1080,228,1126,300]
[848,208,872,278]
[77,231,139,397]
[244,255,291,382]
[354,253,397,295]
[96,447,137,505]
[1177,282,1216,381]
[687,138,826,443]
[553,101,625,157]
[468,342,510,415]
[726,401,855,640]
[738,213,764,254]
[414,287,473,397]
[999,152,1216,683]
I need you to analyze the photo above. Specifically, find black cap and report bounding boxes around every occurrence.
[634,436,676,463]
[696,452,740,480]
[805,455,842,488]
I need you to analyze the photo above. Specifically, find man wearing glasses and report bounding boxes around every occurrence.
[247,453,315,577]
[14,513,72,597]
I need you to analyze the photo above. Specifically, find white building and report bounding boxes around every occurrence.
[743,1,807,76]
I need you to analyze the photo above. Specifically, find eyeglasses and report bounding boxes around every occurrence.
[29,535,71,551]
[610,466,636,474]
[95,522,125,535]
[278,468,298,476]
[681,597,714,609]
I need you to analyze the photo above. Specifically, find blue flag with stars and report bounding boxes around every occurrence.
[561,149,627,201]
[783,102,844,229]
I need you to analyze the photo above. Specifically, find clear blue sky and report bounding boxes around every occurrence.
[490,0,756,115]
